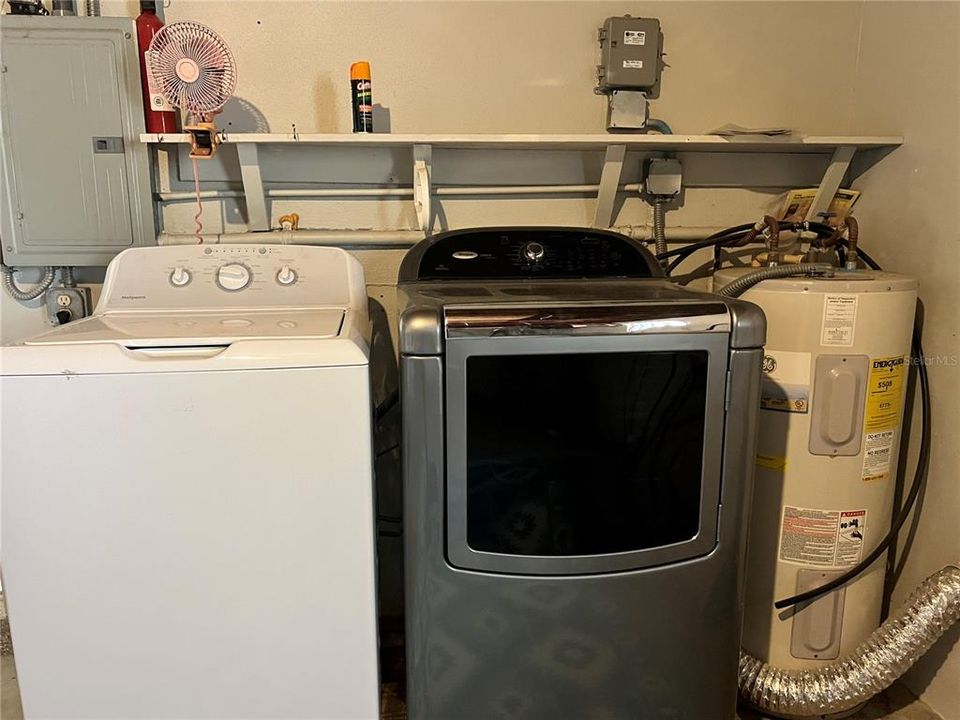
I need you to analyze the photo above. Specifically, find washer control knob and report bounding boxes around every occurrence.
[170,267,192,287]
[523,241,546,263]
[276,265,298,286]
[217,263,251,291]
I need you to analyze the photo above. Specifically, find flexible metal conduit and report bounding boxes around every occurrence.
[715,263,834,297]
[739,565,960,717]
[652,200,668,257]
[1,265,56,302]
[156,225,730,247]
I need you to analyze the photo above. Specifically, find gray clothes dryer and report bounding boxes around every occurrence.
[397,228,765,720]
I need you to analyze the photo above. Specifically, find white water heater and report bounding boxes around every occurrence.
[715,268,918,677]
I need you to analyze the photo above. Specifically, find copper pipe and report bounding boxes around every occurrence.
[845,216,860,269]
[762,215,781,265]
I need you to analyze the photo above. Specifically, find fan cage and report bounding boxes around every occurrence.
[147,21,237,116]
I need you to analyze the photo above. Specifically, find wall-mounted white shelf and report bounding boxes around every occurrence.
[140,133,903,233]
[140,132,902,154]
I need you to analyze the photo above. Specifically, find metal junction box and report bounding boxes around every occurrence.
[0,16,154,267]
[598,16,663,94]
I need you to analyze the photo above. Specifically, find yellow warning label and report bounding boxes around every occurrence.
[864,355,907,433]
[861,355,907,482]
[756,454,788,471]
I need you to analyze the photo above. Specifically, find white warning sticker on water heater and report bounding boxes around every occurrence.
[821,294,859,347]
[778,505,866,567]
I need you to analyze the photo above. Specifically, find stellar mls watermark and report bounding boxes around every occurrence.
[907,355,959,367]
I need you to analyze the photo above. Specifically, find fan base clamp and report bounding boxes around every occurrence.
[185,121,219,159]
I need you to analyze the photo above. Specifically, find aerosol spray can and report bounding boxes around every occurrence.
[350,61,373,133]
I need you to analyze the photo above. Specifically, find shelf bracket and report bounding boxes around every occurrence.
[236,143,270,232]
[155,147,172,194]
[413,144,433,234]
[804,146,856,222]
[593,144,627,228]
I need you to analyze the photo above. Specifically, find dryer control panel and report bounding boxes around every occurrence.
[100,245,357,312]
[399,228,661,282]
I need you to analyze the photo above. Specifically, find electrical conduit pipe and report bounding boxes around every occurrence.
[156,225,732,247]
[1,265,56,302]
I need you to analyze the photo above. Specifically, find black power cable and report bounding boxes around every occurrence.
[655,224,754,261]
[667,230,751,275]
[774,249,931,610]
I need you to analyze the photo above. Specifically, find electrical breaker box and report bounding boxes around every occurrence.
[598,16,663,94]
[0,17,154,267]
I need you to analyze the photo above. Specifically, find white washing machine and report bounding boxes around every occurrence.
[0,245,380,719]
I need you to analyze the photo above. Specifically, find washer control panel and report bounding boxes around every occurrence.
[103,245,354,312]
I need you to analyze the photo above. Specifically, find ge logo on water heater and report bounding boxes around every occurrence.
[762,355,777,374]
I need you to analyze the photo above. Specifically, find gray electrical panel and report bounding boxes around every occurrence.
[597,16,663,94]
[0,16,154,267]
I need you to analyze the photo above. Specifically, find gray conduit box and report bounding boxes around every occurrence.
[596,16,665,131]
[597,16,663,94]
[0,17,154,267]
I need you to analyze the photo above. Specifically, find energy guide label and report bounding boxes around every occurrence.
[861,355,906,481]
[778,506,866,567]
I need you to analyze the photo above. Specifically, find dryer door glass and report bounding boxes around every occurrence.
[466,351,706,557]
[444,332,729,575]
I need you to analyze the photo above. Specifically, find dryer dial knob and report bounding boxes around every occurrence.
[523,241,546,263]
[170,267,192,287]
[276,265,298,286]
[217,263,251,291]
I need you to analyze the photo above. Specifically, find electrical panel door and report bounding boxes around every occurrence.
[0,17,154,267]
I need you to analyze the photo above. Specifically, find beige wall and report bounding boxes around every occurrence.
[163,0,864,135]
[151,0,868,240]
[849,3,960,717]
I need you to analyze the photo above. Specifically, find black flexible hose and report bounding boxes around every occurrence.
[774,249,930,610]
[656,224,755,261]
[663,226,756,274]
[666,231,753,274]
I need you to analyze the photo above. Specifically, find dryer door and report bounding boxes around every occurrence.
[444,305,730,575]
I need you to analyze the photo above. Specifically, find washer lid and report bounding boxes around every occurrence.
[398,227,662,282]
[23,309,345,348]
